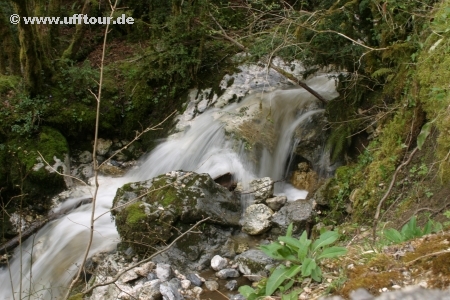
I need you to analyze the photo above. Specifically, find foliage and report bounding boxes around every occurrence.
[0,92,49,136]
[238,224,347,298]
[384,216,442,244]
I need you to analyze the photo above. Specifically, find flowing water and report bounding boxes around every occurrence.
[0,77,337,299]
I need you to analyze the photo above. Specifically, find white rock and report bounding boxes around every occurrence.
[211,255,228,271]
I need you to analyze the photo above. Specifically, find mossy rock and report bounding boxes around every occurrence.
[0,126,69,237]
[111,171,240,255]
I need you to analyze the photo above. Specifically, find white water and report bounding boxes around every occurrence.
[0,80,337,299]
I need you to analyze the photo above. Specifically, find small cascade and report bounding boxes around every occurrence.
[0,75,338,299]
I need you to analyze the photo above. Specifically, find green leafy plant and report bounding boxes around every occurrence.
[384,216,442,244]
[238,224,347,299]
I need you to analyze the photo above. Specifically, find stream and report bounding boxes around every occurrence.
[0,74,338,299]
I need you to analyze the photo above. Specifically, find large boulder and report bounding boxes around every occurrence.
[111,171,241,255]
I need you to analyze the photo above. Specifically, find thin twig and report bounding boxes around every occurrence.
[63,1,118,299]
[406,249,450,266]
[372,147,419,244]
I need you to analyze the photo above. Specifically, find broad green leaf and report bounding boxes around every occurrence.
[422,220,432,235]
[301,257,316,277]
[260,243,288,260]
[238,285,256,298]
[281,279,295,291]
[310,265,323,282]
[265,265,289,295]
[317,246,347,260]
[286,223,294,237]
[282,289,302,300]
[417,122,432,150]
[279,236,302,251]
[311,231,339,252]
[384,228,404,243]
[266,265,302,296]
[433,221,443,233]
[297,231,311,261]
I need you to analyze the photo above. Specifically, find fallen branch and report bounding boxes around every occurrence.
[268,63,328,106]
[0,198,92,255]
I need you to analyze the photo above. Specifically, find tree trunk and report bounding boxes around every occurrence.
[11,0,43,95]
[61,0,92,60]
[0,4,20,75]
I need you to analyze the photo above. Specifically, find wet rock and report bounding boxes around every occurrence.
[236,177,274,203]
[225,280,238,291]
[230,294,247,300]
[181,279,191,289]
[311,178,338,206]
[266,196,287,211]
[211,255,228,271]
[90,279,120,300]
[271,200,312,235]
[235,249,274,281]
[96,138,113,156]
[121,270,139,283]
[205,280,219,291]
[186,273,203,287]
[215,269,240,279]
[160,280,182,300]
[99,163,125,176]
[138,279,161,300]
[290,163,318,192]
[78,150,92,163]
[293,110,333,176]
[242,204,273,235]
[156,263,173,281]
[112,171,241,255]
[135,262,155,277]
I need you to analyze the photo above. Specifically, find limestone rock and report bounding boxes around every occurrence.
[266,196,287,211]
[211,255,228,271]
[156,263,173,281]
[235,249,274,282]
[271,200,312,235]
[138,279,161,300]
[242,204,273,235]
[111,171,241,255]
[235,177,274,203]
[96,138,113,156]
[215,269,240,279]
[205,280,219,291]
[290,169,318,192]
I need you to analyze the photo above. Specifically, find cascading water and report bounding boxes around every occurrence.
[0,75,338,299]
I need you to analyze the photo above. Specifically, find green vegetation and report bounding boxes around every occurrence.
[239,224,347,299]
[384,216,442,244]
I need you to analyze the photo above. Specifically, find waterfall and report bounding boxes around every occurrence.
[0,78,337,299]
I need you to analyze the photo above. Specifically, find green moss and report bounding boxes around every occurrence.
[125,202,147,225]
[415,0,450,183]
[0,75,20,94]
